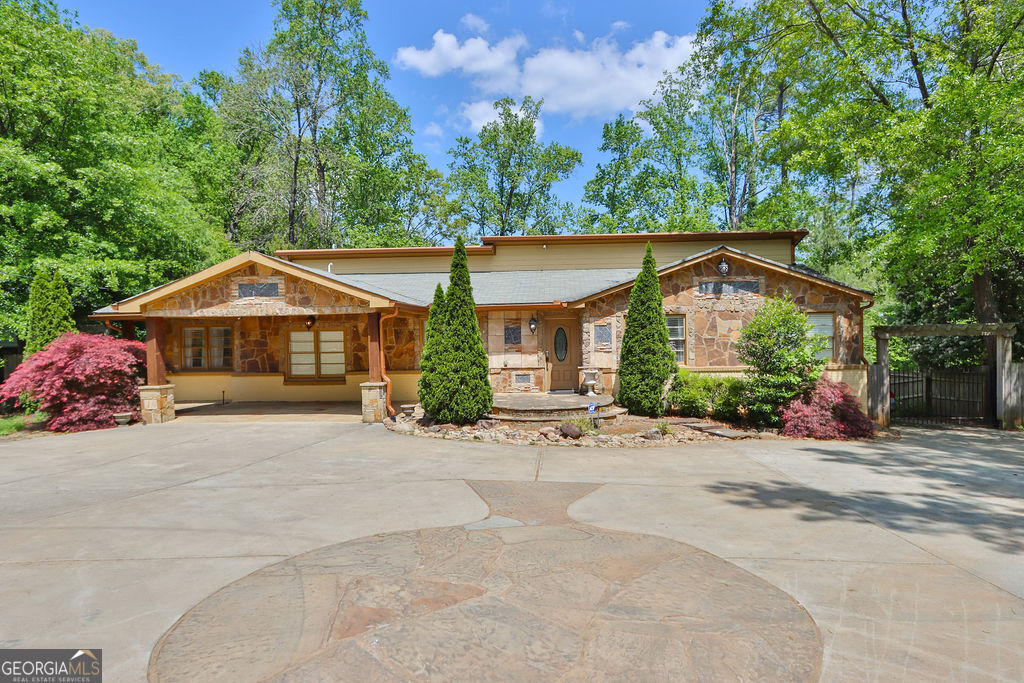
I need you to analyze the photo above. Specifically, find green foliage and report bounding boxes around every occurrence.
[23,268,74,357]
[737,296,826,426]
[616,244,676,417]
[420,237,492,424]
[417,283,447,411]
[668,370,746,423]
[0,0,232,337]
[447,97,582,237]
[655,421,672,435]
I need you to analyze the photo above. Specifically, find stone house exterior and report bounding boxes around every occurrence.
[91,230,873,420]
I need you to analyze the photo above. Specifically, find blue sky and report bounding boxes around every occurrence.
[65,0,708,203]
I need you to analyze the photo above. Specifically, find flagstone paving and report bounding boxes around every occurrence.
[0,422,1021,681]
[148,481,821,681]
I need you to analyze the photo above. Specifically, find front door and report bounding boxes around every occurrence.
[545,318,579,391]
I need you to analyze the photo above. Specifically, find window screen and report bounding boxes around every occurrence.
[594,323,613,349]
[238,282,279,298]
[698,280,759,295]
[807,313,835,361]
[666,315,686,363]
[289,329,345,378]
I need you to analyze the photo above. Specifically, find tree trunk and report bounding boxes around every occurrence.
[971,266,1002,364]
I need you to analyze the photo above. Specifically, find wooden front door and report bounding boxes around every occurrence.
[545,317,579,391]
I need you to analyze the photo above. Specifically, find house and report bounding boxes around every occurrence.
[90,230,874,422]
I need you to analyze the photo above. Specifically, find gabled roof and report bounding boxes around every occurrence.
[566,245,874,305]
[91,252,393,317]
[93,243,871,318]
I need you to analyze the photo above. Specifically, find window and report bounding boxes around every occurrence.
[238,282,279,298]
[504,323,522,348]
[288,329,345,379]
[807,313,835,361]
[182,326,232,370]
[593,323,613,350]
[666,315,686,363]
[699,280,759,295]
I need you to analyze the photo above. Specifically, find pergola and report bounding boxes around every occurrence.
[869,323,1022,429]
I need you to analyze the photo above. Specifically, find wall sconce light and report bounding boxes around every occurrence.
[717,257,730,276]
[528,317,538,334]
[304,315,316,330]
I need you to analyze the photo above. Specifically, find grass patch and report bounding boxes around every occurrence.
[0,414,28,436]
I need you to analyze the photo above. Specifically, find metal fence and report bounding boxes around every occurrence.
[891,366,995,426]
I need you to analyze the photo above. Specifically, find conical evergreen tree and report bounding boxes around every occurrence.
[417,283,447,415]
[616,243,676,416]
[429,236,493,424]
[24,268,75,356]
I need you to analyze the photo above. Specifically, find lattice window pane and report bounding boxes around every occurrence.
[666,315,686,363]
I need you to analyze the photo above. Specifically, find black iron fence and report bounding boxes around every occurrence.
[890,366,996,426]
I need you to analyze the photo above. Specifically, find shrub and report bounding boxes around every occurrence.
[737,296,826,426]
[668,370,746,422]
[616,243,676,417]
[24,268,75,357]
[563,417,598,436]
[0,333,145,432]
[781,376,875,440]
[422,236,493,424]
[417,283,447,410]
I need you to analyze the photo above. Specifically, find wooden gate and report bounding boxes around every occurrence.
[891,366,996,426]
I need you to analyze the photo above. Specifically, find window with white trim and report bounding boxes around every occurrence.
[666,315,686,363]
[182,326,232,370]
[288,329,345,379]
[807,313,835,361]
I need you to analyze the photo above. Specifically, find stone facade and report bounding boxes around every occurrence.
[139,384,175,424]
[143,264,370,317]
[582,256,866,394]
[479,311,547,392]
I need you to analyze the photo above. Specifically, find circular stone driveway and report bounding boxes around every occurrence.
[150,481,821,681]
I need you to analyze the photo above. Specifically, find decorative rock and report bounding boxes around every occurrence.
[538,426,558,436]
[390,421,416,435]
[642,428,663,441]
[545,433,561,442]
[476,418,500,430]
[558,422,583,439]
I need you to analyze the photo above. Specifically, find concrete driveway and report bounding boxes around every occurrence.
[1,423,1022,681]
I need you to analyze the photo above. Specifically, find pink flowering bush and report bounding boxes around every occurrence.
[781,376,875,440]
[0,333,146,432]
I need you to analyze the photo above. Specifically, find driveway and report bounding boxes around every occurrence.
[0,423,1021,680]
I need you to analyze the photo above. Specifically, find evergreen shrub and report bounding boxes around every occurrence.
[24,268,75,357]
[616,243,676,417]
[737,296,826,426]
[668,370,746,422]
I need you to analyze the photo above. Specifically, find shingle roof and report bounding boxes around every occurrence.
[323,267,641,307]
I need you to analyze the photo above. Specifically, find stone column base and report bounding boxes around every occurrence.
[140,384,175,424]
[360,381,388,423]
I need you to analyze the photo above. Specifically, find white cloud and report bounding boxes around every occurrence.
[394,29,526,92]
[572,29,585,44]
[520,31,694,118]
[396,28,693,122]
[611,20,631,32]
[459,13,489,34]
[423,122,444,137]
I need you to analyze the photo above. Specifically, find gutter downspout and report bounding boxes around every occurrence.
[103,320,122,336]
[379,305,399,417]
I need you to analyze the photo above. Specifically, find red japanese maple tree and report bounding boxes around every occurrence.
[0,333,146,432]
[781,376,875,440]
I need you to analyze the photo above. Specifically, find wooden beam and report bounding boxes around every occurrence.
[367,311,382,382]
[145,318,167,386]
[875,323,1017,339]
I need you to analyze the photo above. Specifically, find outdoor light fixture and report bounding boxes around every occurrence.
[529,317,538,334]
[304,315,316,330]
[717,257,730,276]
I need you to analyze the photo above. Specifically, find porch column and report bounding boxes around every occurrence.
[122,321,137,341]
[995,333,1021,429]
[145,318,168,385]
[367,311,382,382]
[142,318,175,424]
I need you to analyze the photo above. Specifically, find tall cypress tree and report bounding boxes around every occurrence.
[418,283,447,415]
[429,236,493,424]
[616,243,676,416]
[24,268,75,356]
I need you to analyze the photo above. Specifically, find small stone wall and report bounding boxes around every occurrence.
[139,384,175,424]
